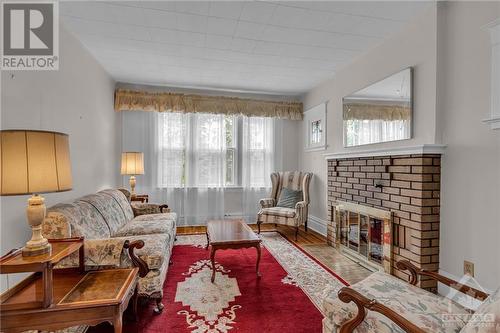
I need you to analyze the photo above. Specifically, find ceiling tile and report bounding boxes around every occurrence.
[234,21,266,40]
[61,1,429,94]
[209,2,245,19]
[240,2,277,24]
[207,17,238,36]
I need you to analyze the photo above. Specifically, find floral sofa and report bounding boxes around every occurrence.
[323,260,499,333]
[42,189,176,314]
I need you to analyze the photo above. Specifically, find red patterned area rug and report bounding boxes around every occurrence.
[88,232,348,333]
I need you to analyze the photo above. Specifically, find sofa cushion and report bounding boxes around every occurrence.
[117,234,171,270]
[261,206,296,218]
[324,271,469,333]
[114,213,176,237]
[99,189,135,221]
[44,201,111,239]
[461,287,500,333]
[79,193,129,235]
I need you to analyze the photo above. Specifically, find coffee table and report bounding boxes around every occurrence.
[206,219,262,283]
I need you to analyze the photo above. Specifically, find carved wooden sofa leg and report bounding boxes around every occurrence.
[153,298,164,314]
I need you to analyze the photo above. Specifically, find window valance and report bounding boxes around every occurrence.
[114,89,303,120]
[343,101,411,121]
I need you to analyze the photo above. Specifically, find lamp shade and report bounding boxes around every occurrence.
[121,152,144,175]
[0,130,73,195]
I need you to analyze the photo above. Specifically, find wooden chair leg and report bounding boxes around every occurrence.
[257,222,261,234]
[153,297,164,314]
[305,220,308,232]
[295,226,299,241]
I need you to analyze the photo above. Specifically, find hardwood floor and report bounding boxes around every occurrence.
[177,223,372,285]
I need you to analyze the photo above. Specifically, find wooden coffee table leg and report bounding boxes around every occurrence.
[210,247,217,283]
[255,244,261,278]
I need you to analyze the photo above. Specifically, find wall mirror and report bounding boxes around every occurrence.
[343,68,413,147]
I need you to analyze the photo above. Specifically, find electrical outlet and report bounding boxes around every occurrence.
[464,260,475,277]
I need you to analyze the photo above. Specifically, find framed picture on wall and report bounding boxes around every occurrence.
[304,102,327,151]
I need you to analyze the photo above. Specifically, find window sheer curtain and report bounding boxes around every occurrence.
[137,112,275,225]
[345,119,410,146]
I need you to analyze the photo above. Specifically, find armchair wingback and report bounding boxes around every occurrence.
[257,171,313,240]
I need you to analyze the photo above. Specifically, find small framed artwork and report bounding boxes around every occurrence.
[304,102,327,151]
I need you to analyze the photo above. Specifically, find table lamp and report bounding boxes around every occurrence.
[121,152,144,197]
[0,130,72,257]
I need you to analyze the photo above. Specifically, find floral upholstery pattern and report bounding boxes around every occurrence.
[118,234,170,270]
[323,271,469,333]
[257,171,312,229]
[131,202,164,216]
[79,193,128,235]
[100,189,135,221]
[461,287,500,333]
[114,216,176,237]
[42,189,176,302]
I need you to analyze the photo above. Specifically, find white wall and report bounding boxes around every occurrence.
[436,1,500,291]
[0,25,120,291]
[299,2,500,290]
[300,4,438,223]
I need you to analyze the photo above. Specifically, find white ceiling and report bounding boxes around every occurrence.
[61,1,430,95]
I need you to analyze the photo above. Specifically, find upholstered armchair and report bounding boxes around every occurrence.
[257,171,313,240]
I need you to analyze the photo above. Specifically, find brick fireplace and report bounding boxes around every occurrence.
[327,153,441,291]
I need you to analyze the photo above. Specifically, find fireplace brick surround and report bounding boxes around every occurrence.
[327,154,441,291]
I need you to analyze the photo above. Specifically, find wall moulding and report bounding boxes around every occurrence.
[482,18,500,129]
[323,144,447,160]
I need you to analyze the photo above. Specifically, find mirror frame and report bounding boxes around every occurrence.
[342,67,414,148]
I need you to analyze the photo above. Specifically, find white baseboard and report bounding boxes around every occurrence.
[307,215,327,236]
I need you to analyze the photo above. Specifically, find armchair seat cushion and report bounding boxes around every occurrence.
[261,207,296,218]
[324,271,469,333]
[114,213,176,237]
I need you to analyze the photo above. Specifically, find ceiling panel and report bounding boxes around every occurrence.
[61,1,431,95]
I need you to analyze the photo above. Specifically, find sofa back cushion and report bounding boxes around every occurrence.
[461,287,500,333]
[72,201,111,239]
[99,189,134,221]
[79,192,128,236]
[44,201,111,239]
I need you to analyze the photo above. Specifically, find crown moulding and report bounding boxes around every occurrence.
[323,144,447,160]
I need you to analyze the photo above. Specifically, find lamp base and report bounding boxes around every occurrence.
[22,242,52,257]
[23,194,52,257]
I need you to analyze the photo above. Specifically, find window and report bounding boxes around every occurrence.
[158,113,273,188]
[344,119,410,147]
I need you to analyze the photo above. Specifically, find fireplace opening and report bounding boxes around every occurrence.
[334,201,392,273]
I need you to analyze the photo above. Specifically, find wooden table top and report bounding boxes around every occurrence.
[1,268,138,312]
[207,219,261,246]
[0,239,83,273]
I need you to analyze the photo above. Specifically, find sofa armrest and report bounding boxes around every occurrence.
[337,287,426,333]
[131,202,169,216]
[259,198,275,208]
[396,260,489,301]
[124,239,149,278]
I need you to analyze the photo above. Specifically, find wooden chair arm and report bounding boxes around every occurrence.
[338,287,426,333]
[124,240,150,278]
[396,260,489,301]
[159,204,169,213]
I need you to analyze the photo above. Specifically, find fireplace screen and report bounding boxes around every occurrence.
[335,201,392,273]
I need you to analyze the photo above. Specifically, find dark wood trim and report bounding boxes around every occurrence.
[337,287,426,333]
[396,260,489,301]
[124,240,149,278]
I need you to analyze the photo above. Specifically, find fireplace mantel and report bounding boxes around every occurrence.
[323,144,447,160]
